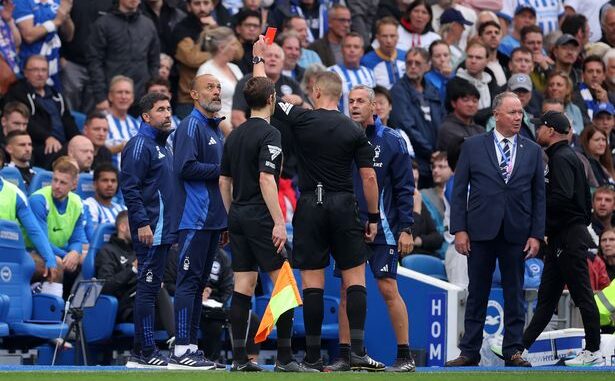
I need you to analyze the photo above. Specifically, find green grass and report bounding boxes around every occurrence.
[0,372,614,381]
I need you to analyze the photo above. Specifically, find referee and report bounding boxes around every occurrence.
[219,76,314,372]
[521,111,603,366]
[252,36,382,371]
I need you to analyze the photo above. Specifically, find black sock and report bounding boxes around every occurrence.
[303,288,324,363]
[397,344,410,359]
[338,343,351,362]
[230,291,251,363]
[346,285,367,356]
[276,309,294,364]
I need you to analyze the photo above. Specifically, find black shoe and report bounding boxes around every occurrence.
[445,355,479,367]
[323,358,351,372]
[125,349,169,369]
[275,360,320,372]
[386,357,416,372]
[505,351,531,367]
[350,352,385,371]
[230,360,263,372]
[300,358,324,372]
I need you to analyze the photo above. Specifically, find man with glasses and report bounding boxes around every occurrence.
[309,4,351,67]
[233,9,263,74]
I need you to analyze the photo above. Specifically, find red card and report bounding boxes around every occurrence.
[265,27,277,45]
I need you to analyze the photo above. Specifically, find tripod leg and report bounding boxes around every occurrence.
[78,321,88,365]
[53,321,76,366]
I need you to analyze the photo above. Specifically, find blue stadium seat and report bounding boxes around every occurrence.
[82,223,115,280]
[0,220,68,339]
[71,111,86,132]
[76,173,95,200]
[0,294,10,337]
[400,254,448,281]
[28,170,53,194]
[83,295,118,343]
[0,167,27,194]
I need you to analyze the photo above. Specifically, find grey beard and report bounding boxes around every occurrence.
[201,101,222,113]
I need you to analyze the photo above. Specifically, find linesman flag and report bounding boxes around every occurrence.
[254,261,302,343]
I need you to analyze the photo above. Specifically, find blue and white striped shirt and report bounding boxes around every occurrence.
[360,49,406,90]
[106,113,139,169]
[328,64,376,116]
[503,0,564,35]
[83,197,126,242]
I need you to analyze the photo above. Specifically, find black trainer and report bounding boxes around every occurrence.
[300,358,324,372]
[386,357,416,372]
[323,358,351,372]
[125,349,169,369]
[350,352,385,371]
[275,360,320,372]
[230,360,263,372]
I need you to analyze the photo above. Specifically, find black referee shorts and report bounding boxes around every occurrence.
[228,204,285,273]
[291,192,368,271]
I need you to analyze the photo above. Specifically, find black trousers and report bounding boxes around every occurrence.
[522,224,601,352]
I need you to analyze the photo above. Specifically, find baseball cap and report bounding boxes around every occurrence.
[496,12,512,24]
[514,4,536,17]
[440,8,473,26]
[507,74,532,92]
[531,111,571,134]
[555,34,580,47]
[595,102,615,116]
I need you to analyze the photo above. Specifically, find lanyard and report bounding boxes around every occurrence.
[494,134,517,176]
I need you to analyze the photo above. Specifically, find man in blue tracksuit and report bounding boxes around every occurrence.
[169,74,227,370]
[328,85,416,372]
[121,93,176,369]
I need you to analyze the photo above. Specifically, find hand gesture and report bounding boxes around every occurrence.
[1,0,15,22]
[253,35,267,59]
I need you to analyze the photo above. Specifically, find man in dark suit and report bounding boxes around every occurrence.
[446,92,546,367]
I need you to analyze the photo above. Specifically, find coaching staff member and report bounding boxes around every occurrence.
[521,111,603,367]
[252,37,381,371]
[219,76,315,373]
[447,92,545,367]
[121,92,176,368]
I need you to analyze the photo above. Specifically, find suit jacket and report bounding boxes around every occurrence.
[450,131,546,244]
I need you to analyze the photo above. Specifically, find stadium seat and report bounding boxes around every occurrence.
[76,173,95,200]
[71,111,86,132]
[28,170,53,194]
[83,295,118,343]
[82,223,115,280]
[0,294,10,337]
[400,254,448,281]
[0,167,27,194]
[0,220,68,339]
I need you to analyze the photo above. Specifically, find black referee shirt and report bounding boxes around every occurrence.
[221,117,283,206]
[272,102,374,193]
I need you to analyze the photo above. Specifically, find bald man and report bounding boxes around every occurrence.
[169,74,227,369]
[68,135,95,173]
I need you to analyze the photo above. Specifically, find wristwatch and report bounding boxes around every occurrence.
[400,227,413,235]
[252,56,265,65]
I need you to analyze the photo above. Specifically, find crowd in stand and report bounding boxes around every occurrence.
[2,0,615,360]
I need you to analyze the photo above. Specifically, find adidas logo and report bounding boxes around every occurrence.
[380,264,389,273]
[156,146,165,159]
[208,137,217,145]
[267,145,281,160]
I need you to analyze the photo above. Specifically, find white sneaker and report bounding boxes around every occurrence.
[564,350,605,367]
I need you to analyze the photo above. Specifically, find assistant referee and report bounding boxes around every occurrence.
[252,36,382,371]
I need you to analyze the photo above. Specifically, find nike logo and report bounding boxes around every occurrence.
[52,227,62,232]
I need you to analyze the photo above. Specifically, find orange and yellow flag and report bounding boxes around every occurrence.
[254,261,302,343]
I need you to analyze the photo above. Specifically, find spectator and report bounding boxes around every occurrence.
[229,0,267,24]
[593,102,615,161]
[0,0,21,94]
[588,248,611,291]
[390,47,444,188]
[5,130,36,187]
[574,55,615,121]
[600,227,615,280]
[104,76,140,169]
[507,47,543,118]
[420,151,452,257]
[309,4,351,67]
[231,43,305,127]
[233,8,262,73]
[67,135,94,173]
[520,25,552,93]
[87,0,160,113]
[563,0,607,43]
[431,0,476,51]
[600,5,615,47]
[4,55,80,169]
[29,156,85,299]
[407,161,443,257]
[502,1,563,36]
[361,17,405,90]
[196,26,244,136]
[14,0,74,89]
[83,111,113,171]
[270,0,327,43]
[561,13,590,49]
[604,49,615,95]
[456,41,498,126]
[159,53,173,80]
[488,74,537,141]
[299,62,327,107]
[283,15,323,68]
[580,125,615,187]
[592,186,614,237]
[277,30,304,82]
[478,20,508,87]
[375,0,405,23]
[424,40,452,101]
[95,211,175,340]
[171,0,217,118]
[60,0,113,113]
[551,34,582,87]
[373,85,393,126]
[0,101,29,152]
[394,0,440,50]
[328,33,376,116]
[439,8,473,68]
[83,163,126,243]
[545,71,585,135]
[437,77,483,153]
[498,4,536,57]
[141,0,187,56]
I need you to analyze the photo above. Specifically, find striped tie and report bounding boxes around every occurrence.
[500,138,510,181]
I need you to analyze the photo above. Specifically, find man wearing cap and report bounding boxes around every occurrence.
[501,2,564,35]
[593,102,615,164]
[551,34,582,86]
[439,8,473,67]
[498,5,537,58]
[487,74,537,141]
[522,111,604,366]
